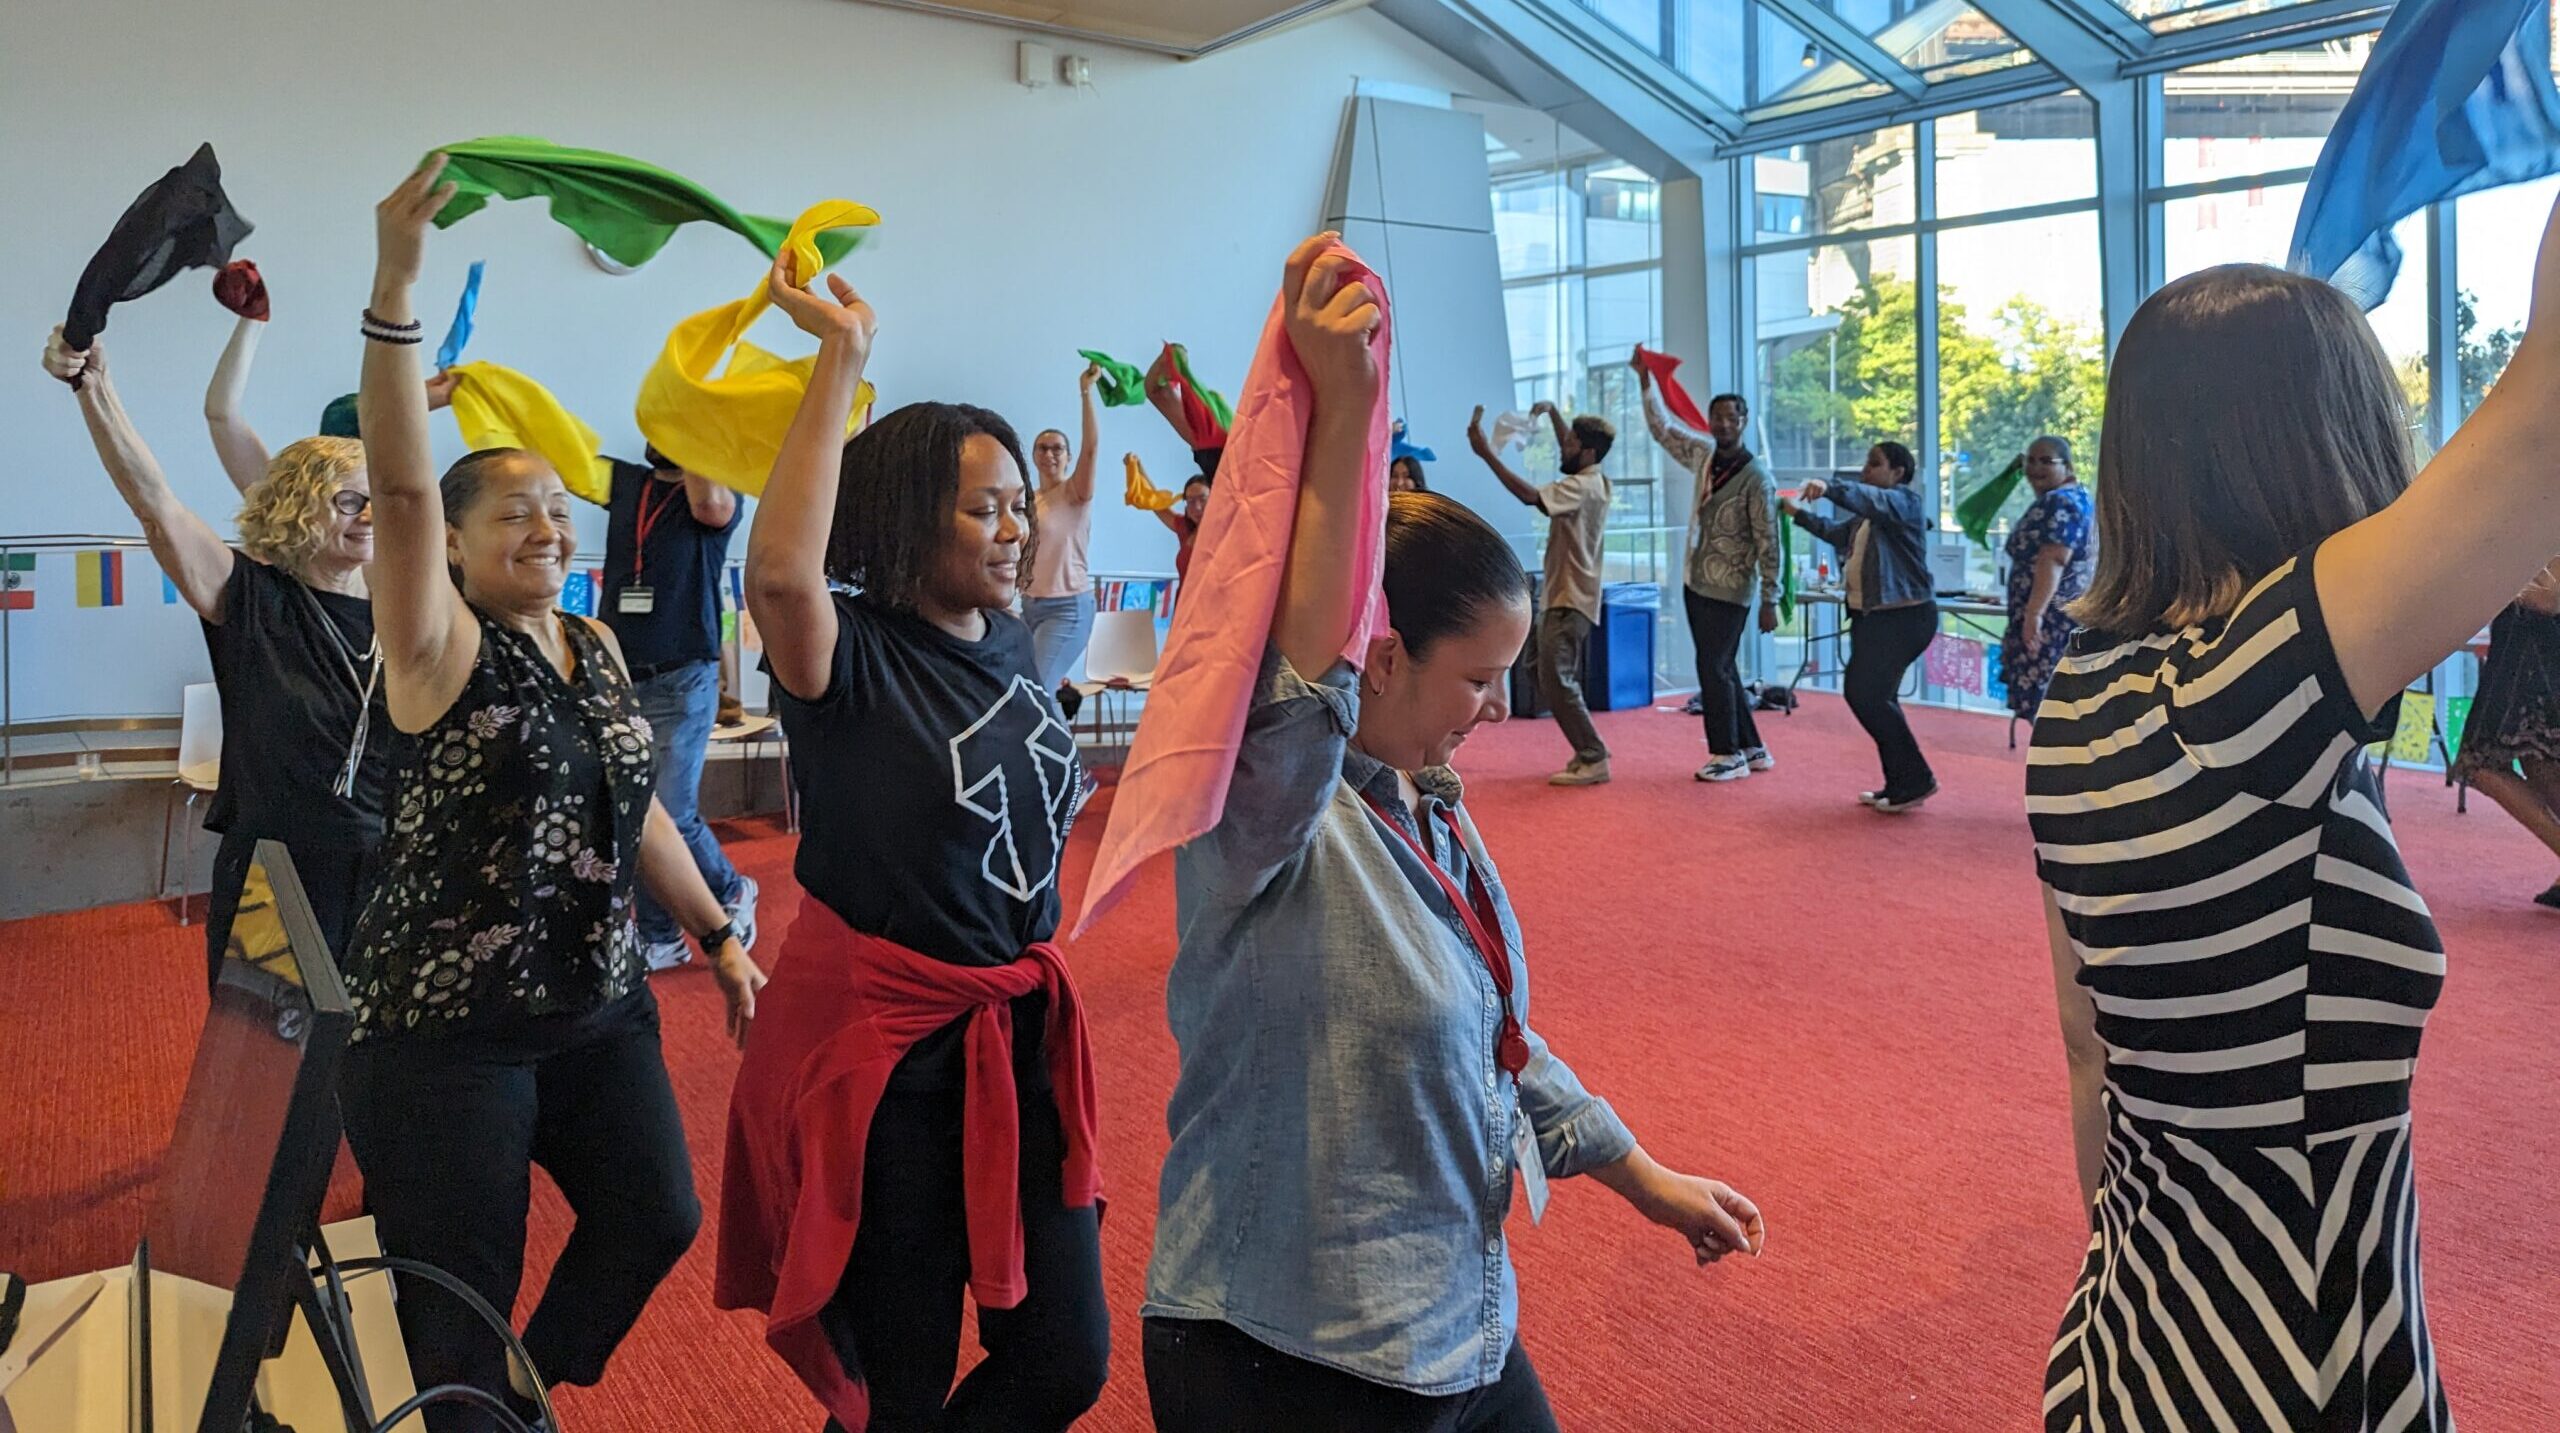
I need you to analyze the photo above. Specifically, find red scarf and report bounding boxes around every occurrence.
[714,898,1101,1430]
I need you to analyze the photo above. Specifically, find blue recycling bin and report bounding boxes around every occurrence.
[1584,582,1657,713]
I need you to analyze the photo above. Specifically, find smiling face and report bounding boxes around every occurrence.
[1707,397,1747,449]
[316,474,375,571]
[2026,438,2075,493]
[923,433,1031,613]
[1032,428,1070,485]
[446,454,576,608]
[1357,597,1531,771]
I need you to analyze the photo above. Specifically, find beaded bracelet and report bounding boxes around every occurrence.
[360,309,424,346]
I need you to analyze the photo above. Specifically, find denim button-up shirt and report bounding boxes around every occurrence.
[1143,653,1637,1395]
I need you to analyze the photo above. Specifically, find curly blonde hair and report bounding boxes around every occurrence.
[236,437,366,574]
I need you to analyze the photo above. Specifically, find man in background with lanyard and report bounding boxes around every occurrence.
[604,446,757,969]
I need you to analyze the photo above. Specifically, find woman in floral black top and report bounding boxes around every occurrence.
[343,159,766,1433]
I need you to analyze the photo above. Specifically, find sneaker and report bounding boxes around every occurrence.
[1856,791,1884,806]
[642,934,694,971]
[1681,693,1704,716]
[1550,758,1612,787]
[2535,882,2560,911]
[1694,755,1751,783]
[1872,783,1939,814]
[1745,746,1776,772]
[725,874,762,953]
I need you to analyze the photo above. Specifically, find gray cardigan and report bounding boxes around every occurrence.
[1646,389,1781,606]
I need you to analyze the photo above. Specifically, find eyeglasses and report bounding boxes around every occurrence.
[329,492,373,517]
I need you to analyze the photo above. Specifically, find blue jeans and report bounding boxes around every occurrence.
[632,660,741,944]
[1022,592,1096,689]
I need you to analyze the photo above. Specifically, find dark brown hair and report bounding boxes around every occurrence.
[1571,415,1616,467]
[826,402,1035,609]
[1382,490,1529,659]
[2076,264,2411,635]
[1871,441,1916,485]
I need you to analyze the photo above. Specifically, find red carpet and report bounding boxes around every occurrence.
[5,693,2556,1430]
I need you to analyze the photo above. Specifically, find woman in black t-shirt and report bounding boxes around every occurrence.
[343,159,766,1433]
[726,246,1107,1429]
[44,329,404,987]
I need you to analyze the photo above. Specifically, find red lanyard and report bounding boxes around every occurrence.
[631,480,684,583]
[1357,790,1530,1077]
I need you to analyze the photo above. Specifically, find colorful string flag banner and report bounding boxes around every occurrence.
[162,573,182,605]
[75,550,124,608]
[559,569,597,618]
[1632,345,1709,430]
[1984,643,2009,707]
[1922,634,1987,696]
[1077,349,1150,408]
[435,260,486,371]
[426,136,866,270]
[2387,691,2440,764]
[1,553,32,611]
[2445,694,2475,756]
[1954,455,2025,549]
[2290,0,2560,309]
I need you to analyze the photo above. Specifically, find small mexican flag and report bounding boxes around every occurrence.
[1,552,32,611]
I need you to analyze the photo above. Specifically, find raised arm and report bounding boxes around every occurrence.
[746,251,876,702]
[1636,370,1713,476]
[1533,399,1582,473]
[1469,404,1545,511]
[1272,236,1382,679]
[683,472,738,529]
[43,334,235,620]
[360,158,481,730]
[2321,192,2560,717]
[1068,365,1101,504]
[203,315,272,493]
[1143,347,1201,448]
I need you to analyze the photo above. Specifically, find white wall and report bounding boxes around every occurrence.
[0,0,1503,719]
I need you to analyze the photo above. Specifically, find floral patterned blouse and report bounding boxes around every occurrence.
[347,610,655,1039]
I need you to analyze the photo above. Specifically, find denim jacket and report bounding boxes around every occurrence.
[1790,478,1935,612]
[1146,653,1638,1394]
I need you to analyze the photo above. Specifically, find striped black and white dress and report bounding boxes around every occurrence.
[2028,554,2451,1432]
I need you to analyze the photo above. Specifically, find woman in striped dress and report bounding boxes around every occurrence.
[2031,195,2560,1432]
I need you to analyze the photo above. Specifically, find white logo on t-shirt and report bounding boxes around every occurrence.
[949,675,1081,903]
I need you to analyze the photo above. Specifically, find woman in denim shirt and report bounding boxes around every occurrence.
[1142,241,1765,1433]
[1785,441,1939,812]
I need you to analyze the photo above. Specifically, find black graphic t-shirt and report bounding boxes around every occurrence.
[778,592,1081,962]
[775,593,1082,1086]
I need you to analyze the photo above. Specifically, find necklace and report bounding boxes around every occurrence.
[296,581,383,799]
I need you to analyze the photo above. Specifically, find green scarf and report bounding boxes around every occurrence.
[1166,343,1234,431]
[1954,455,2026,549]
[1077,349,1150,408]
[426,137,864,269]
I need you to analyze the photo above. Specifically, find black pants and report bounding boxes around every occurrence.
[1844,602,1939,798]
[818,1060,1110,1433]
[203,829,378,991]
[1144,1318,1558,1433]
[1684,590,1765,757]
[338,992,700,1433]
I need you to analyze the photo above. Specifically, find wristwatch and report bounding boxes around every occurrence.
[696,919,739,953]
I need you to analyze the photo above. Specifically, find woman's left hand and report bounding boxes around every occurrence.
[710,939,766,1049]
[2021,621,2044,658]
[1634,1167,1765,1265]
[1280,233,1381,409]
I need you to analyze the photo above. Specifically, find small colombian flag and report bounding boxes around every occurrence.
[76,550,125,608]
[1,552,32,612]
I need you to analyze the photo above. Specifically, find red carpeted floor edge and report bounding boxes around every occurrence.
[5,693,2556,1430]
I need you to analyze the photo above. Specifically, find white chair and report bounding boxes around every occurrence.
[1074,610,1161,749]
[160,683,223,923]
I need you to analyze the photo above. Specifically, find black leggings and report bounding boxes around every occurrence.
[1144,1318,1558,1433]
[203,829,378,991]
[1843,602,1939,798]
[1684,590,1765,757]
[338,992,700,1433]
[818,1067,1110,1432]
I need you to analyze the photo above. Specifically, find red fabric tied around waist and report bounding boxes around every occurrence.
[713,896,1100,1430]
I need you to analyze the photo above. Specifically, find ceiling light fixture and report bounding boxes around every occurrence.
[1802,42,1821,68]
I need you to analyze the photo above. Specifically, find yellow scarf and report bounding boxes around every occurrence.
[1123,453,1177,511]
[635,199,879,496]
[445,361,613,505]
